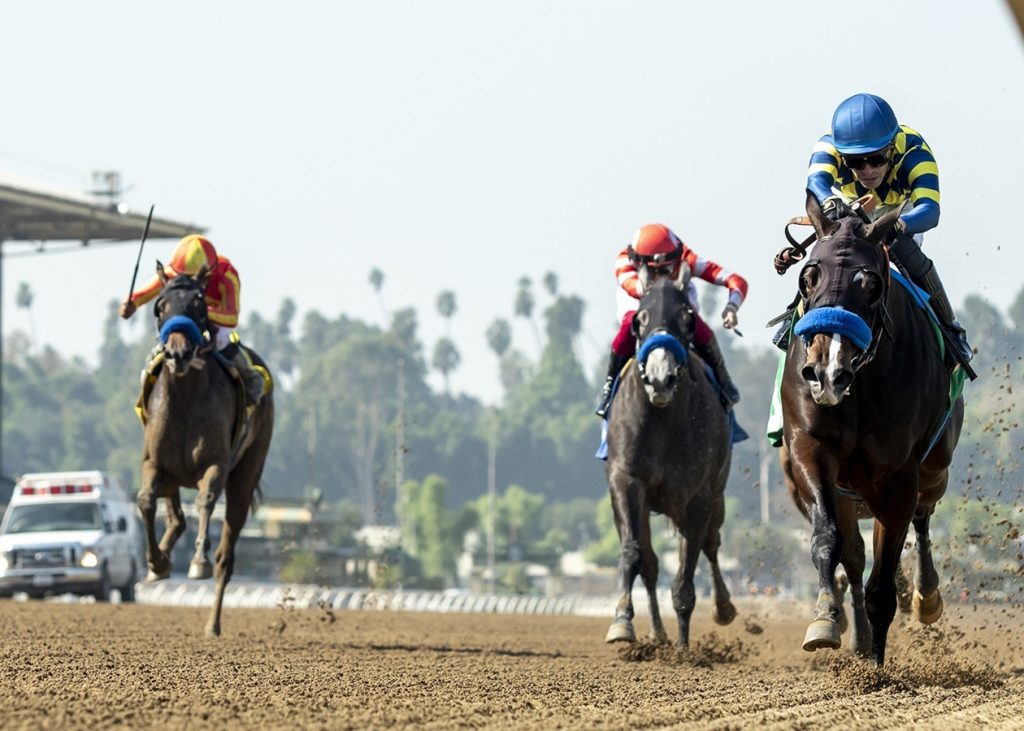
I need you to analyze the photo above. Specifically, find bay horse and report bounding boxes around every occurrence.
[604,274,736,647]
[135,263,274,637]
[780,192,963,665]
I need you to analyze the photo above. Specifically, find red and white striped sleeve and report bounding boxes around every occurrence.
[614,246,642,299]
[682,245,748,309]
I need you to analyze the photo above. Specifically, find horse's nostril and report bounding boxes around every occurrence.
[801,365,818,383]
[834,370,854,393]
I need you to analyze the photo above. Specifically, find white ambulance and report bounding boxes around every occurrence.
[0,471,144,601]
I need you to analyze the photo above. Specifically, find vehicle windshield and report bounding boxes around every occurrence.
[3,503,102,533]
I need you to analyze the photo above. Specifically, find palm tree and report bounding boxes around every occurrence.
[436,290,457,336]
[485,318,512,359]
[542,271,559,297]
[15,281,36,349]
[431,337,461,395]
[514,277,540,349]
[368,268,388,322]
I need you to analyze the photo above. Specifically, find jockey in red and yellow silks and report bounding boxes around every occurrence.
[119,234,264,403]
[126,234,241,334]
[595,224,748,417]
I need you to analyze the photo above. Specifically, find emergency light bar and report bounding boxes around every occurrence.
[17,484,95,496]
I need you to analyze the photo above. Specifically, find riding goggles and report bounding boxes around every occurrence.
[841,147,892,170]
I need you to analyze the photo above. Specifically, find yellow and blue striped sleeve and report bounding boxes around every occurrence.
[900,139,940,233]
[807,136,840,203]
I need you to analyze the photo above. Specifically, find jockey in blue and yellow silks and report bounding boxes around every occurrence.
[805,93,973,371]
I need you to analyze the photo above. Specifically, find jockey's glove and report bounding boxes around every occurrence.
[822,196,852,222]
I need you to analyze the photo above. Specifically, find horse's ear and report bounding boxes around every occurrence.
[862,202,906,245]
[195,263,211,289]
[805,190,839,240]
[156,260,168,286]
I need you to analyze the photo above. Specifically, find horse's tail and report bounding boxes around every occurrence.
[250,480,264,516]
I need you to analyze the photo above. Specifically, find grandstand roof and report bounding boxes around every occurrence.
[0,171,202,248]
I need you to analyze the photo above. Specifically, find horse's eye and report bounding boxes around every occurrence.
[855,270,882,304]
[800,266,820,297]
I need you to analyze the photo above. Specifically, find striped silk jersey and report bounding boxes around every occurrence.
[615,244,748,308]
[807,125,940,234]
[130,256,241,328]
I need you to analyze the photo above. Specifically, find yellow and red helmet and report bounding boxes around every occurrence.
[167,234,218,276]
[627,224,682,271]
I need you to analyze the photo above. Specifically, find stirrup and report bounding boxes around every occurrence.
[595,380,614,418]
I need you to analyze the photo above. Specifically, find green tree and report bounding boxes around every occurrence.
[369,268,388,321]
[514,277,540,348]
[542,271,559,297]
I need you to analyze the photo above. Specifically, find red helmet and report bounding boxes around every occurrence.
[627,224,682,270]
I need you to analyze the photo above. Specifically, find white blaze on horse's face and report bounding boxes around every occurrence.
[164,332,198,376]
[803,333,856,406]
[642,348,680,407]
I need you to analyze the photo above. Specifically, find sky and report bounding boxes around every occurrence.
[1,1,1021,404]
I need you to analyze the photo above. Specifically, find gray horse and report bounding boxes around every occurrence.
[604,275,737,647]
[135,263,274,637]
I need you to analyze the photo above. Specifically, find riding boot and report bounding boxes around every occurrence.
[890,232,974,376]
[220,342,265,405]
[595,350,630,418]
[919,267,975,370]
[694,335,740,407]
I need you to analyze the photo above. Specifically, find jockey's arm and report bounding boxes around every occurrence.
[614,246,642,299]
[806,137,840,205]
[899,147,941,235]
[683,248,748,327]
[120,272,163,319]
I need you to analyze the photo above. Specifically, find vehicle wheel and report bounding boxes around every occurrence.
[120,562,137,602]
[94,565,112,602]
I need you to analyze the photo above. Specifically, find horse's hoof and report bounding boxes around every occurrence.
[647,629,670,645]
[145,567,170,582]
[188,560,213,580]
[803,619,842,652]
[205,624,221,638]
[912,589,943,625]
[713,602,737,626]
[605,622,636,643]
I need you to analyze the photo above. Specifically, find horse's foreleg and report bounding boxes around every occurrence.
[158,492,187,558]
[795,440,844,652]
[911,504,943,625]
[865,492,916,666]
[672,499,710,648]
[639,513,668,644]
[703,494,736,627]
[189,464,226,580]
[138,463,172,581]
[605,478,644,644]
[837,497,871,658]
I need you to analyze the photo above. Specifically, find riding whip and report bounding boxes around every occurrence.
[127,204,155,300]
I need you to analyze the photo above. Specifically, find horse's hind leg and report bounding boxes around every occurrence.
[137,464,174,581]
[189,463,227,580]
[911,504,943,624]
[672,500,710,648]
[640,514,668,644]
[703,495,736,626]
[206,479,250,638]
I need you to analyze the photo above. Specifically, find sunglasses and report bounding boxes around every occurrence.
[842,149,891,170]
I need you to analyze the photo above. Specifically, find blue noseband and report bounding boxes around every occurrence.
[637,331,689,366]
[159,315,205,346]
[793,307,872,351]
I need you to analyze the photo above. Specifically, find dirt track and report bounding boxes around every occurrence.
[1,597,1022,730]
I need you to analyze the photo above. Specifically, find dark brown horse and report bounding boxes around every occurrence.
[136,263,274,636]
[780,192,963,665]
[604,275,736,647]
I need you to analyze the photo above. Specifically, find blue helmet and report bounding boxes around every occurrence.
[831,94,899,154]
